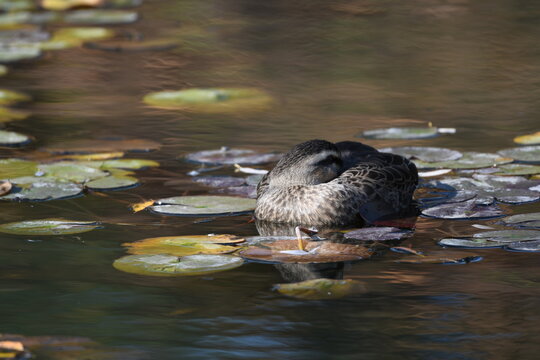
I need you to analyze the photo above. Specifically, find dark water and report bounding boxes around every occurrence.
[1,0,540,359]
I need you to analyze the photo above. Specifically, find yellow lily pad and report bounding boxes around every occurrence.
[274,278,366,300]
[514,131,540,145]
[40,0,103,11]
[123,235,242,256]
[143,88,274,114]
[0,159,38,179]
[0,89,31,105]
[0,107,30,123]
[39,27,115,50]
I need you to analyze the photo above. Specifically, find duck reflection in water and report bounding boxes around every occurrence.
[254,139,419,282]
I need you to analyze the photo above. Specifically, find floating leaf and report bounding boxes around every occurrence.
[64,10,139,25]
[85,174,138,190]
[473,229,540,242]
[379,146,462,162]
[274,278,366,300]
[0,159,38,179]
[344,227,413,241]
[85,38,179,52]
[58,152,124,161]
[0,89,31,105]
[44,138,160,154]
[492,164,540,176]
[0,64,7,76]
[1,176,83,201]
[0,28,49,45]
[395,253,483,264]
[514,132,540,145]
[185,148,281,165]
[123,235,243,256]
[193,176,246,188]
[38,161,108,183]
[422,200,504,220]
[413,152,513,169]
[113,254,244,276]
[500,212,540,229]
[360,127,441,140]
[215,185,257,198]
[0,130,30,146]
[239,238,371,264]
[0,107,31,123]
[130,199,154,212]
[418,169,452,177]
[0,43,41,63]
[234,164,269,175]
[0,0,36,11]
[151,195,256,216]
[39,27,114,50]
[0,180,11,196]
[40,0,103,11]
[505,240,540,252]
[438,238,505,248]
[143,88,274,114]
[498,146,540,163]
[0,218,100,235]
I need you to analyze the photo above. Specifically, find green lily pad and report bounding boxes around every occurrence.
[0,107,31,123]
[38,161,108,183]
[104,0,143,8]
[473,230,540,242]
[143,88,274,114]
[85,174,138,190]
[0,0,36,11]
[438,238,506,248]
[498,146,540,163]
[44,138,160,154]
[0,130,31,146]
[422,200,504,220]
[123,235,242,256]
[64,10,139,25]
[185,148,281,165]
[500,212,540,229]
[379,146,462,162]
[413,152,513,169]
[98,158,159,170]
[0,159,38,179]
[0,43,41,63]
[360,127,440,140]
[505,240,540,252]
[0,218,100,235]
[274,278,366,300]
[113,254,244,277]
[0,89,31,105]
[39,27,115,50]
[492,164,540,176]
[151,195,256,216]
[514,132,540,145]
[1,176,83,201]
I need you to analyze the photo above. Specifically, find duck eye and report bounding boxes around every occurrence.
[315,155,342,167]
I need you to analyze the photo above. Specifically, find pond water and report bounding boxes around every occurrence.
[1,0,540,359]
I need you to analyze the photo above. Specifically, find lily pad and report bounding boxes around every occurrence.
[500,212,540,229]
[85,38,179,52]
[0,107,31,123]
[215,185,257,199]
[1,176,83,201]
[85,174,138,190]
[473,230,540,242]
[379,146,462,162]
[0,130,31,146]
[344,227,413,241]
[44,138,160,154]
[143,88,274,114]
[64,10,139,25]
[395,253,483,264]
[123,235,242,256]
[0,0,36,11]
[438,238,506,248]
[498,146,540,163]
[422,200,504,220]
[185,148,281,165]
[514,132,540,145]
[193,176,246,188]
[0,65,7,76]
[492,164,540,176]
[150,195,256,216]
[0,28,49,45]
[38,161,108,183]
[239,238,371,264]
[0,218,100,235]
[505,240,540,252]
[83,158,159,170]
[40,27,114,50]
[413,152,513,169]
[0,43,41,63]
[274,278,366,300]
[40,0,103,11]
[360,127,441,140]
[0,89,31,105]
[0,159,38,179]
[113,254,244,276]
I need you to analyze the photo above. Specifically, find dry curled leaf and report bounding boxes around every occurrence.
[130,199,154,212]
[0,180,12,196]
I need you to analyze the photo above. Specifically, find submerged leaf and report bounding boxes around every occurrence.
[113,254,244,276]
[185,148,281,165]
[379,146,462,162]
[514,132,540,145]
[144,88,274,114]
[360,127,440,140]
[0,218,100,235]
[274,278,366,300]
[151,195,256,216]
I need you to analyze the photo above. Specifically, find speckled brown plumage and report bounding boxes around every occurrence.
[255,139,418,227]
